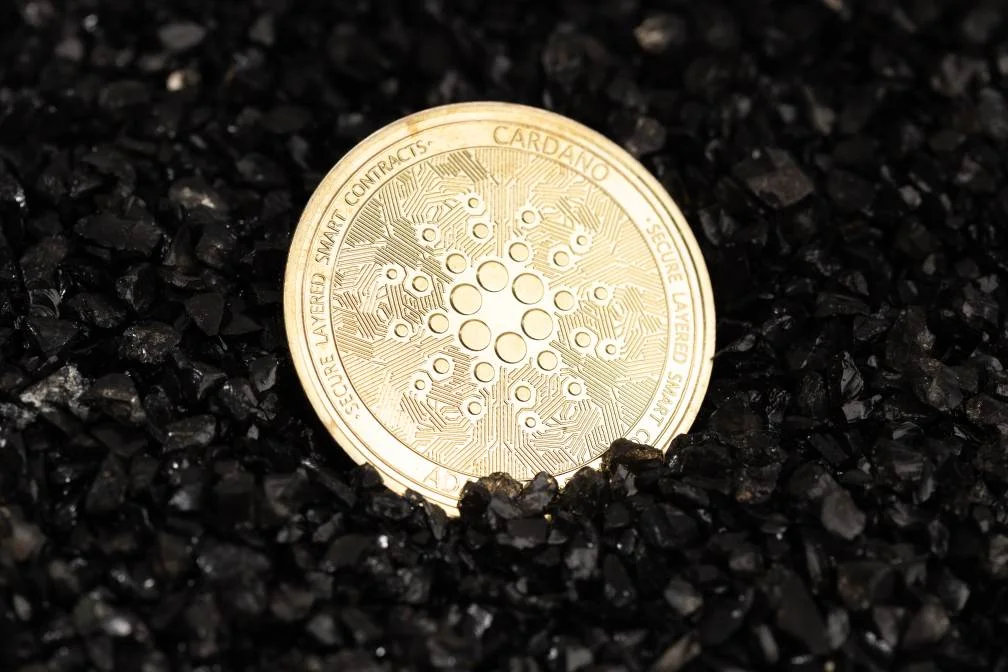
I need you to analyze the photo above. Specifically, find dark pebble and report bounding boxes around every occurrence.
[820,488,867,540]
[733,148,815,209]
[118,322,180,364]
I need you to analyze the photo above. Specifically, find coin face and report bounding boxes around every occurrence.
[284,102,714,513]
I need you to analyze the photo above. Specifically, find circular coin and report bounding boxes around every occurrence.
[284,102,715,514]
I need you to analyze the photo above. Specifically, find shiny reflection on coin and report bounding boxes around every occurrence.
[284,102,715,514]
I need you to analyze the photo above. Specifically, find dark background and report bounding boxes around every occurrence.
[2,0,1008,670]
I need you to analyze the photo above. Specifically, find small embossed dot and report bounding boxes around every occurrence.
[605,343,617,355]
[521,309,553,340]
[524,417,536,428]
[554,290,575,311]
[476,260,508,292]
[509,242,530,262]
[446,253,467,273]
[495,332,527,364]
[474,362,495,382]
[428,313,449,333]
[568,382,583,395]
[553,250,570,266]
[414,379,426,390]
[422,228,437,242]
[386,269,398,279]
[515,385,532,402]
[472,222,490,239]
[467,197,479,208]
[537,351,558,371]
[593,286,608,300]
[576,234,589,246]
[433,357,450,374]
[467,401,482,415]
[574,331,591,347]
[394,324,409,338]
[521,210,535,224]
[459,320,491,351]
[411,276,430,292]
[450,284,482,315]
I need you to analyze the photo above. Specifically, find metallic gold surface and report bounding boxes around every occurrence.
[284,102,715,514]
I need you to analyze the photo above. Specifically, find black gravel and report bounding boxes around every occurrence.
[2,1,1008,670]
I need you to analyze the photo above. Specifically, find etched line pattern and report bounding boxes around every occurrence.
[331,146,670,479]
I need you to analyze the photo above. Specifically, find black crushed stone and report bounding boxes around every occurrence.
[2,0,1008,670]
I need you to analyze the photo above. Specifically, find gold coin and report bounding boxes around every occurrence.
[284,102,715,514]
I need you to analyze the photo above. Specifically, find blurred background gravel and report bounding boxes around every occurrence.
[2,0,1008,670]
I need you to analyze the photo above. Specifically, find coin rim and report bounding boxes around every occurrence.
[283,101,715,513]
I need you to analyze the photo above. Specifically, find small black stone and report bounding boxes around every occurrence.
[837,561,895,611]
[115,264,159,312]
[168,177,229,213]
[194,224,237,270]
[249,356,278,392]
[269,583,315,622]
[987,534,1008,578]
[733,149,815,209]
[651,635,699,672]
[119,322,180,364]
[85,454,128,514]
[163,415,216,451]
[820,488,866,540]
[324,534,373,572]
[771,570,830,654]
[65,293,126,329]
[698,594,749,645]
[249,14,275,46]
[634,14,687,54]
[306,611,341,646]
[82,373,146,425]
[158,21,208,52]
[827,169,875,212]
[24,317,79,354]
[564,534,600,580]
[664,578,703,616]
[638,503,698,548]
[75,213,164,257]
[602,554,636,608]
[622,116,667,157]
[602,438,663,472]
[184,293,225,336]
[236,154,286,188]
[0,508,46,562]
[909,358,964,412]
[263,470,309,518]
[902,603,950,650]
[498,517,548,549]
[196,541,269,581]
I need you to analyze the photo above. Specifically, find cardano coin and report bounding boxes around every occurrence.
[284,102,714,514]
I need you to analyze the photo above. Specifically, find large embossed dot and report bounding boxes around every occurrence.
[495,332,526,364]
[459,320,491,351]
[450,284,481,315]
[521,309,553,340]
[476,260,508,292]
[513,273,544,304]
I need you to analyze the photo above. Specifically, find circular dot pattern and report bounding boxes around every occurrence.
[459,320,491,351]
